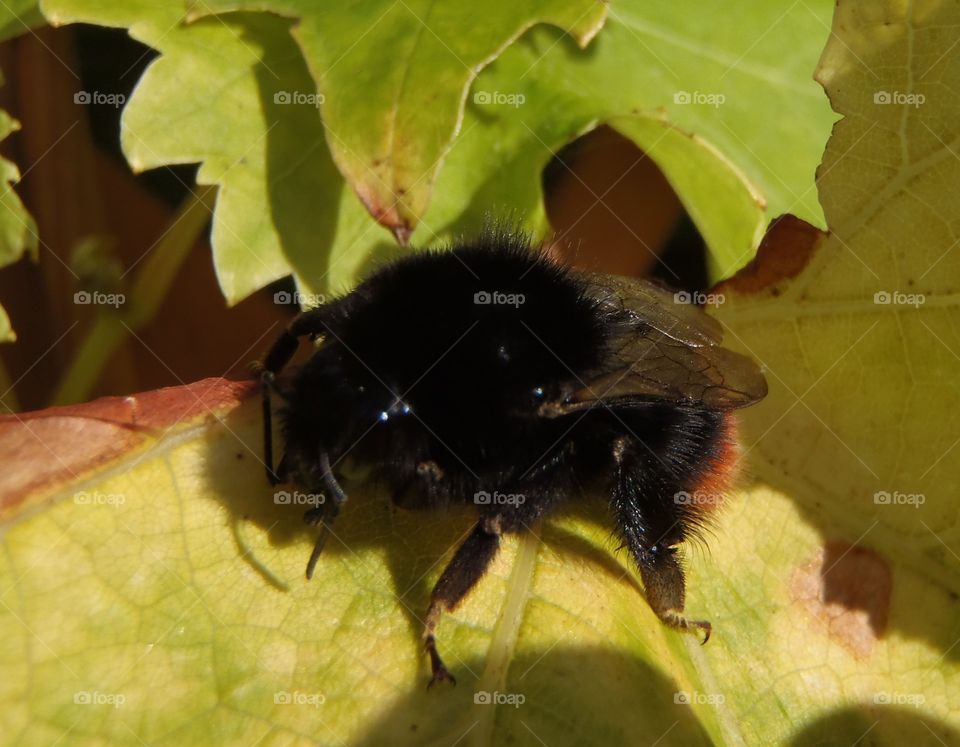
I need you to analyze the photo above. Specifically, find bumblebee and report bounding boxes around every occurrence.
[256,228,767,685]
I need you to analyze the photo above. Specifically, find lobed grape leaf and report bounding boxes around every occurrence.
[41,0,835,303]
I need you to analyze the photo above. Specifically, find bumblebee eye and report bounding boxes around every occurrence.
[496,344,511,364]
[532,386,545,399]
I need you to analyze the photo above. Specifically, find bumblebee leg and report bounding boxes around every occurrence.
[423,517,501,687]
[635,544,711,643]
[612,441,711,643]
[389,477,420,509]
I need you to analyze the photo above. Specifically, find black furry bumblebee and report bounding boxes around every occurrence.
[255,229,767,686]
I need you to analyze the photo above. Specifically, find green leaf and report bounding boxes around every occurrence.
[0,1,42,342]
[0,0,42,39]
[40,0,833,305]
[188,0,608,241]
[42,3,345,303]
[599,0,836,233]
[422,0,834,276]
[294,0,838,295]
[188,0,830,272]
[706,0,960,740]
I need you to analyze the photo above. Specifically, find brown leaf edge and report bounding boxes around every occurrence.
[711,213,827,298]
[0,377,256,520]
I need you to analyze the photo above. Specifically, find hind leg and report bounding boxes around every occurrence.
[611,438,711,643]
[633,543,711,643]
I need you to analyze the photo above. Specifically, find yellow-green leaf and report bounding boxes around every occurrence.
[0,2,42,341]
[39,0,835,303]
[187,0,607,240]
[704,0,960,741]
[0,380,720,745]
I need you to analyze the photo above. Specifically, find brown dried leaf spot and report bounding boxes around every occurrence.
[791,541,892,658]
[711,213,827,297]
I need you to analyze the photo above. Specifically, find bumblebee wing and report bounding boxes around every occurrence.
[542,275,767,415]
[569,325,768,410]
[581,272,724,347]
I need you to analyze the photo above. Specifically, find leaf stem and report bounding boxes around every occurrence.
[51,184,217,405]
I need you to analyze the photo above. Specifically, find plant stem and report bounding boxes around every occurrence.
[51,184,217,405]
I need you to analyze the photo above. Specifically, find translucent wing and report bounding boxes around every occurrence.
[583,273,724,346]
[541,273,768,416]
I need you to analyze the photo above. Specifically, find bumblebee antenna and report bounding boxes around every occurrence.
[254,307,333,485]
[305,523,330,580]
[319,451,348,506]
[303,452,348,580]
[253,366,282,485]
